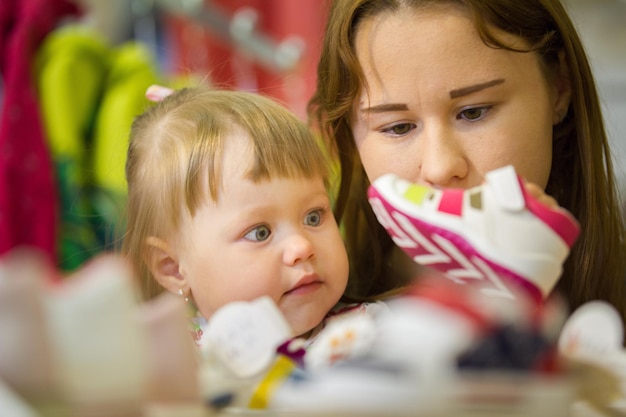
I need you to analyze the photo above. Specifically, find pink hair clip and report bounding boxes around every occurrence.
[145,84,175,102]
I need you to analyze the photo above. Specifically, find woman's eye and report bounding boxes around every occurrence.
[381,122,415,136]
[244,225,271,242]
[458,106,491,121]
[305,209,323,226]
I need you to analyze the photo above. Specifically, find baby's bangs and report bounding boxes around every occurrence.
[252,136,328,181]
[239,106,330,184]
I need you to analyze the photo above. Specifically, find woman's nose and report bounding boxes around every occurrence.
[282,233,315,265]
[418,126,468,187]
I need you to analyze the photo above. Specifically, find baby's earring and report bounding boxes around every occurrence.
[177,288,189,303]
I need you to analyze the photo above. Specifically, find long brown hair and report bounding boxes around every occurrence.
[309,0,626,320]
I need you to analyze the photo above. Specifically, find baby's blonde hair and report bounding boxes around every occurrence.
[123,87,329,299]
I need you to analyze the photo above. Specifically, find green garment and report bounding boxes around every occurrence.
[36,26,160,270]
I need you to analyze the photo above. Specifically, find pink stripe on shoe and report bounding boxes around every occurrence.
[437,189,464,216]
[518,178,580,247]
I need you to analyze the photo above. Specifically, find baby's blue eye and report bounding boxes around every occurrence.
[305,210,322,226]
[244,225,271,242]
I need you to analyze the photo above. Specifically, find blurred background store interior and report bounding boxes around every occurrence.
[567,0,626,198]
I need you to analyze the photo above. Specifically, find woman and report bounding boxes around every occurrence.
[309,0,626,322]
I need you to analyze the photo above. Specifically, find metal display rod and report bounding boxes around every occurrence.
[155,0,305,72]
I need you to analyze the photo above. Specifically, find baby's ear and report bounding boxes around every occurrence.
[144,236,187,294]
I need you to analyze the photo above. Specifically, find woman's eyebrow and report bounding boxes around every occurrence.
[359,79,506,113]
[449,78,505,99]
[360,103,409,114]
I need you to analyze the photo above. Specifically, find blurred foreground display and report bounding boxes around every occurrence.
[1,248,626,417]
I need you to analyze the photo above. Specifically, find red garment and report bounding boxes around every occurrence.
[0,0,80,262]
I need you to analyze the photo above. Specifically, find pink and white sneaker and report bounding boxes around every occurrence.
[368,165,580,302]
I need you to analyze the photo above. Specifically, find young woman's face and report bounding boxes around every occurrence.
[351,5,569,190]
[176,133,348,337]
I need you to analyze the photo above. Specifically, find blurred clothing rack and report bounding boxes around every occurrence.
[149,0,305,72]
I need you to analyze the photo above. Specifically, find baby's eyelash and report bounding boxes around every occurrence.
[243,224,271,242]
